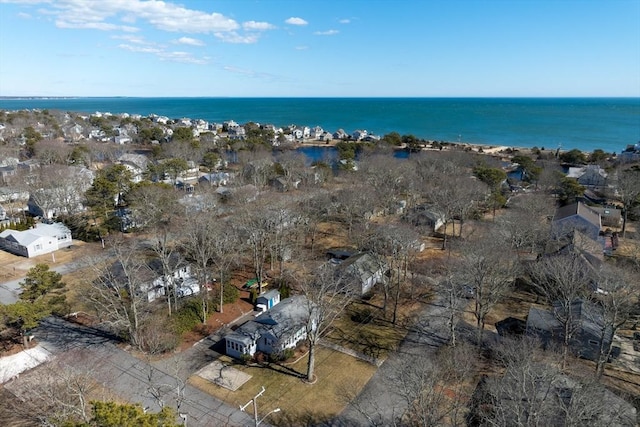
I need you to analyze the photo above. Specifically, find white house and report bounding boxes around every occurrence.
[0,223,72,258]
[225,295,311,360]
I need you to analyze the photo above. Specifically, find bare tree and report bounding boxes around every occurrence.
[475,336,637,427]
[592,265,639,377]
[396,343,476,427]
[86,235,150,348]
[459,232,520,345]
[129,184,181,316]
[22,164,93,219]
[237,204,273,294]
[498,193,554,257]
[615,167,640,238]
[527,250,593,369]
[366,223,421,324]
[298,265,356,382]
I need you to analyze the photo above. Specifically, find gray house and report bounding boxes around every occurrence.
[526,299,614,362]
[552,201,601,241]
[403,205,446,233]
[225,295,311,360]
[335,252,387,295]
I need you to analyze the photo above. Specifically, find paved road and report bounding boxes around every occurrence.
[32,316,255,427]
[333,297,462,426]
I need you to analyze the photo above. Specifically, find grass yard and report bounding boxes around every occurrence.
[189,347,377,426]
[324,300,409,361]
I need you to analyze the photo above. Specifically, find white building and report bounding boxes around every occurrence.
[0,223,72,258]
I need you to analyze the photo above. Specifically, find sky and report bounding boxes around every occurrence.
[0,0,639,97]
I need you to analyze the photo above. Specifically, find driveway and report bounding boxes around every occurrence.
[29,316,255,427]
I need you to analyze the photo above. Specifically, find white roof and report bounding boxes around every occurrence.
[0,223,70,246]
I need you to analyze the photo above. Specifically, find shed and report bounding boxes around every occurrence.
[256,289,281,312]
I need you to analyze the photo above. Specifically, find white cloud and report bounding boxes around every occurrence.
[118,43,161,54]
[157,51,208,65]
[214,31,259,44]
[339,19,350,24]
[56,20,138,32]
[314,29,339,36]
[112,34,148,44]
[12,0,240,34]
[295,45,309,50]
[17,12,32,18]
[0,0,48,4]
[174,36,205,46]
[285,17,308,26]
[242,20,275,31]
[4,0,275,47]
[118,43,208,65]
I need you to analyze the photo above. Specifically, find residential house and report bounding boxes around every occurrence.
[0,187,29,204]
[566,165,608,189]
[114,135,132,144]
[117,153,149,183]
[335,252,387,295]
[270,176,290,192]
[619,143,640,163]
[27,166,95,220]
[62,123,84,142]
[333,129,348,140]
[526,299,615,362]
[0,164,16,185]
[132,255,195,303]
[225,294,311,360]
[310,126,324,140]
[198,172,231,187]
[552,201,602,241]
[351,129,367,141]
[291,128,304,140]
[320,131,333,142]
[403,205,446,233]
[0,222,72,258]
[228,126,246,140]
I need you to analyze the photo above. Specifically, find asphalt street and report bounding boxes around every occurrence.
[32,316,255,427]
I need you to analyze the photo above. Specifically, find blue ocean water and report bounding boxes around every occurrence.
[0,97,638,153]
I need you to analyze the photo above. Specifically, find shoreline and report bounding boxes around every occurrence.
[0,98,636,154]
[295,139,543,157]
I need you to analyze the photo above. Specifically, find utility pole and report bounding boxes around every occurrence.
[239,386,280,427]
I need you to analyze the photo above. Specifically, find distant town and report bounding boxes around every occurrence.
[0,107,639,426]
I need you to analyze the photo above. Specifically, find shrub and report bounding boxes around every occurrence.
[172,299,203,334]
[222,283,239,304]
[269,348,295,362]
